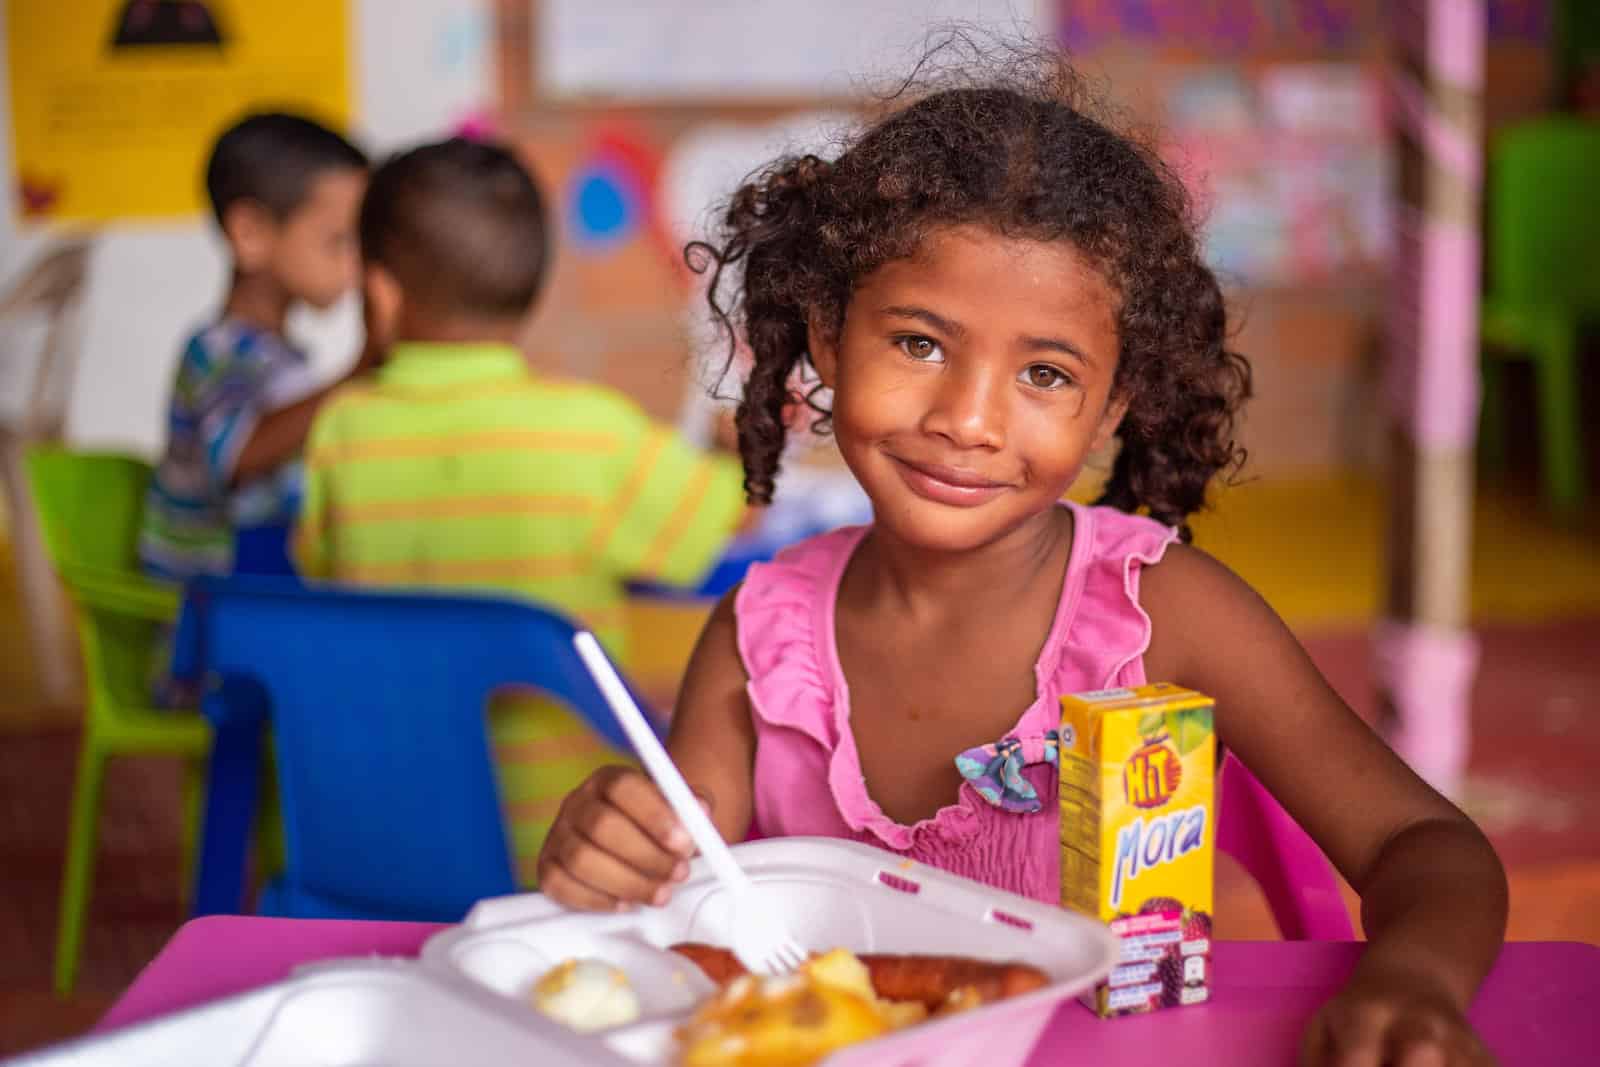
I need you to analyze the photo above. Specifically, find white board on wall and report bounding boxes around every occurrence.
[538,0,1049,100]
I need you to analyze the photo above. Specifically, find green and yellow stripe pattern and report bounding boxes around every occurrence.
[294,343,744,881]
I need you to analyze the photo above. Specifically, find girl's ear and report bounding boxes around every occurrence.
[1091,392,1130,454]
[805,312,839,389]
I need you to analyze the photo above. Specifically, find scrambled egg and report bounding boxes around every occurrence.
[678,950,926,1067]
[530,958,642,1033]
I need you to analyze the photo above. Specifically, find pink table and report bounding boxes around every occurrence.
[95,917,1600,1065]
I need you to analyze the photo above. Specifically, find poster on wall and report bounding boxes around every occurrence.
[1165,63,1392,287]
[538,0,1047,100]
[1058,0,1546,51]
[8,0,350,223]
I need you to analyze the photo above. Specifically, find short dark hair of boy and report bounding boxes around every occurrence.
[205,112,367,224]
[359,139,550,321]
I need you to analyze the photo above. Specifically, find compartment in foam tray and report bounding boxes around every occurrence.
[9,960,604,1067]
[421,837,1121,1066]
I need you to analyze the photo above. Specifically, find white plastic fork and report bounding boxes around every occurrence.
[572,631,808,976]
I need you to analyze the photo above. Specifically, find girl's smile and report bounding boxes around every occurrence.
[886,453,1012,508]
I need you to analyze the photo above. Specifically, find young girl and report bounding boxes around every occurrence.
[538,59,1506,1066]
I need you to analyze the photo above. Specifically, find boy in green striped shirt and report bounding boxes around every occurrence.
[294,139,745,883]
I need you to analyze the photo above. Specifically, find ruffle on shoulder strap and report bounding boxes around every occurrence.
[735,526,865,751]
[1052,503,1181,693]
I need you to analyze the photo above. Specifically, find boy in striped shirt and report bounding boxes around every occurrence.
[294,139,746,881]
[141,113,370,581]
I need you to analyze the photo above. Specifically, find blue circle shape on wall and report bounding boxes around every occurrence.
[569,161,640,250]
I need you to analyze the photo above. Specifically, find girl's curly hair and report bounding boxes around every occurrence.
[691,40,1250,542]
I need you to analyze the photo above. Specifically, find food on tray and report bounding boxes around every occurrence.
[524,941,1050,1059]
[529,958,641,1032]
[670,943,1048,1010]
[670,943,749,985]
[676,949,925,1067]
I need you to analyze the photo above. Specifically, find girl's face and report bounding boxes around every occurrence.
[809,224,1126,555]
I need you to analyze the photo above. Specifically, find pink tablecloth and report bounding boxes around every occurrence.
[95,917,1600,1065]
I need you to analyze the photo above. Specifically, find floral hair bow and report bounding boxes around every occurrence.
[954,730,1062,814]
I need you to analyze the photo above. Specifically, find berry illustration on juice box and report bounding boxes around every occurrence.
[1059,684,1215,1017]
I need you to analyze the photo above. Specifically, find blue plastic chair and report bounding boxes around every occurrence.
[175,576,646,921]
[232,522,297,578]
[627,533,779,601]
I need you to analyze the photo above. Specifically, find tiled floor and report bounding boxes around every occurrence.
[0,733,183,1054]
[4,616,1597,1055]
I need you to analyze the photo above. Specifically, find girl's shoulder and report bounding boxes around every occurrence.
[732,524,864,671]
[1132,526,1281,685]
[1061,502,1184,620]
[736,524,864,614]
[1044,502,1184,691]
[1066,501,1180,565]
[757,523,868,578]
[730,524,866,746]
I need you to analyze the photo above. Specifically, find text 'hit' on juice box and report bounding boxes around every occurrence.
[1059,684,1216,1017]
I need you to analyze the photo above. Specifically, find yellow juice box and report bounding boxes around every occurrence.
[1059,684,1215,1017]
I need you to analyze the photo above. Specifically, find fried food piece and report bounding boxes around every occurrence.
[671,942,749,985]
[668,944,1048,1010]
[678,950,893,1067]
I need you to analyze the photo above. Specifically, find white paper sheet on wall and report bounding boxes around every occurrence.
[357,0,491,149]
[538,0,1048,100]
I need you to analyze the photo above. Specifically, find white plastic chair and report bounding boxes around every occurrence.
[0,236,95,707]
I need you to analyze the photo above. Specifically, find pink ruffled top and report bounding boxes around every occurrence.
[734,501,1179,905]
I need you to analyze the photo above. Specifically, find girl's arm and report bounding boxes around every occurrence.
[536,588,756,910]
[664,588,759,843]
[1141,546,1505,1064]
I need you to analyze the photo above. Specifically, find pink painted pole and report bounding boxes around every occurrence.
[1376,0,1485,797]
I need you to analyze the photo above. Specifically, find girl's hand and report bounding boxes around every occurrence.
[535,766,701,912]
[1301,963,1497,1067]
[538,587,757,912]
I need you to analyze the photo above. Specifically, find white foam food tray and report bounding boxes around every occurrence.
[421,837,1121,1067]
[7,959,605,1067]
[11,839,1118,1067]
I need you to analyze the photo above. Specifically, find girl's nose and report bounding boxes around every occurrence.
[922,364,1005,451]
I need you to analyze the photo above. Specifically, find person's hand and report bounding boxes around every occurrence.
[1302,962,1496,1066]
[535,766,701,911]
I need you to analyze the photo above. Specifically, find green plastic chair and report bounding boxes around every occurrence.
[24,446,211,995]
[1480,118,1600,514]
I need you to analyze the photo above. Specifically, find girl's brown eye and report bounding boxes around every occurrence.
[1025,364,1068,389]
[897,336,943,362]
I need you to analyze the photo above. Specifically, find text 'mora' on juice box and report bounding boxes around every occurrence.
[1059,684,1215,1017]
